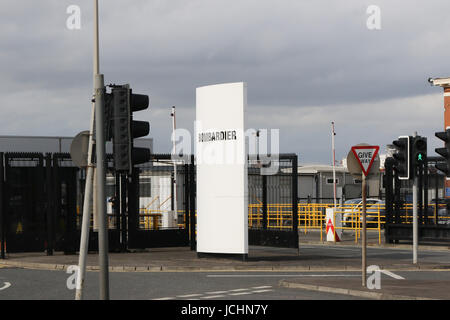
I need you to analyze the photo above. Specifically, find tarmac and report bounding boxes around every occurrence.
[1,229,450,300]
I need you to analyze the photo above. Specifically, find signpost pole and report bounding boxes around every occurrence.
[348,144,379,287]
[361,172,367,287]
[75,128,94,300]
[331,122,337,243]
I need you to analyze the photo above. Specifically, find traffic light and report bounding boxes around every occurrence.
[111,84,150,173]
[411,136,427,175]
[392,136,410,180]
[435,129,450,176]
[104,92,113,142]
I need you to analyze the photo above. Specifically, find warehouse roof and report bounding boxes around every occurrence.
[297,164,348,174]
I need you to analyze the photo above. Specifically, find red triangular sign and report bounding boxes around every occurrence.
[351,145,379,176]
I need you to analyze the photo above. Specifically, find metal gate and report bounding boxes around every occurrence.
[51,153,122,254]
[384,156,450,243]
[0,152,299,254]
[126,153,299,250]
[248,154,299,249]
[2,153,46,253]
[0,152,123,254]
[51,153,79,254]
[126,154,194,249]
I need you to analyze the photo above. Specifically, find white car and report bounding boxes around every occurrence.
[342,198,385,227]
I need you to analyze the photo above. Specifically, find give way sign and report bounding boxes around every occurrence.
[351,145,380,176]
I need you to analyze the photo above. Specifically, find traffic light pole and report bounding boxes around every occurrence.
[76,0,102,300]
[92,0,109,300]
[413,174,418,264]
[94,74,109,300]
[412,132,418,264]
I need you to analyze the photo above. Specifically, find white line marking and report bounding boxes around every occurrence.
[251,285,272,289]
[251,289,273,293]
[0,282,11,291]
[177,293,204,298]
[202,295,226,299]
[207,274,359,278]
[228,288,250,292]
[380,270,405,280]
[153,297,175,300]
[205,290,228,294]
[229,291,253,296]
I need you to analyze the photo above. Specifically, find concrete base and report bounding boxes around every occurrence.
[197,252,248,262]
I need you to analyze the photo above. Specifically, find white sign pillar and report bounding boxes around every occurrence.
[195,82,248,258]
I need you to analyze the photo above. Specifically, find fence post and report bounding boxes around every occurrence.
[384,157,394,225]
[262,174,267,229]
[292,155,298,234]
[127,167,140,248]
[46,153,55,255]
[189,155,196,251]
[45,153,54,256]
[378,205,381,245]
[184,163,190,233]
[424,160,429,224]
[113,172,121,249]
[435,171,439,225]
[394,170,401,224]
[0,152,4,259]
[291,155,299,251]
[120,173,127,251]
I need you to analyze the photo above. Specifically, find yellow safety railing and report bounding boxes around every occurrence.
[131,202,450,244]
[249,203,450,244]
[139,208,186,230]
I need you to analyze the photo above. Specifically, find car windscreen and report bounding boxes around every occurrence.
[345,199,361,204]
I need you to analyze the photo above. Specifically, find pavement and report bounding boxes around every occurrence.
[1,230,450,300]
[1,244,449,273]
[279,277,450,300]
[298,228,450,250]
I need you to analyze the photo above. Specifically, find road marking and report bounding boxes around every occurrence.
[177,293,203,298]
[252,289,273,293]
[202,295,226,299]
[228,288,250,292]
[154,285,274,300]
[207,274,358,277]
[229,291,253,296]
[0,282,11,291]
[380,270,405,280]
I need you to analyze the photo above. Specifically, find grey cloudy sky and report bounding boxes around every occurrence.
[0,0,449,164]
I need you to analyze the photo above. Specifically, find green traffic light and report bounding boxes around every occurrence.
[417,153,423,161]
